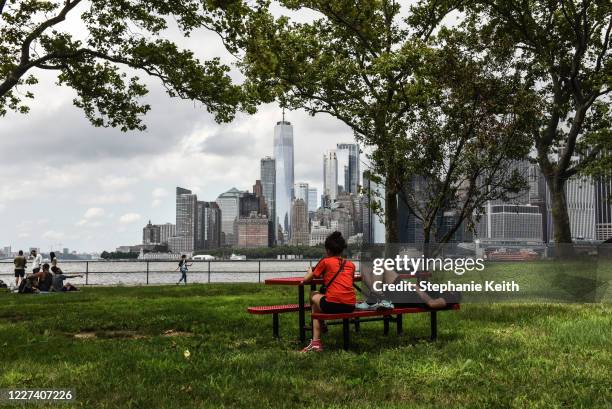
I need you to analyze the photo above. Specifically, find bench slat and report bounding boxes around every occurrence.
[247,304,311,315]
[312,304,460,320]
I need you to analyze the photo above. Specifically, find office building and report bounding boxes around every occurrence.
[596,176,612,240]
[169,187,197,253]
[323,150,338,202]
[546,176,596,241]
[336,143,360,194]
[253,180,267,217]
[290,199,309,246]
[307,188,318,213]
[235,212,270,248]
[310,223,333,246]
[295,182,309,208]
[261,157,276,243]
[239,192,261,217]
[196,201,221,249]
[361,171,386,244]
[216,187,244,246]
[274,119,295,242]
[143,220,161,245]
[477,204,543,242]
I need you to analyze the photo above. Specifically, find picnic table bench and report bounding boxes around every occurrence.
[312,304,460,350]
[247,273,460,350]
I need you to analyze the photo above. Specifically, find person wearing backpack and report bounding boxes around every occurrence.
[176,255,191,285]
[301,231,356,352]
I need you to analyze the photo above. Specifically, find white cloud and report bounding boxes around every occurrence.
[119,213,142,224]
[83,207,105,219]
[100,176,139,190]
[152,187,169,198]
[42,230,65,240]
[81,192,135,205]
[152,199,162,208]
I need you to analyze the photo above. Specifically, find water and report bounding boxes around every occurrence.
[0,259,360,286]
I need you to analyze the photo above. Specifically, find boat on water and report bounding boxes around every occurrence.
[229,254,246,261]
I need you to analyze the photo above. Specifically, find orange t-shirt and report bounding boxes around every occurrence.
[313,257,356,305]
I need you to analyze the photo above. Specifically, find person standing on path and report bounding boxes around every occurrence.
[13,250,27,287]
[31,249,42,274]
[176,255,191,285]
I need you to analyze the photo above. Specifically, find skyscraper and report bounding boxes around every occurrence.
[158,223,176,245]
[197,201,221,249]
[546,176,597,241]
[261,156,276,243]
[290,199,310,246]
[274,119,295,243]
[168,187,197,253]
[216,187,244,246]
[239,192,261,217]
[295,182,309,208]
[336,143,360,194]
[253,180,267,216]
[307,188,318,213]
[323,150,338,203]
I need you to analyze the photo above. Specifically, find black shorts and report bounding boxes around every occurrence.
[320,297,355,314]
[14,269,25,278]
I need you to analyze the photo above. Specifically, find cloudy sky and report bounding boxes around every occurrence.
[0,4,358,253]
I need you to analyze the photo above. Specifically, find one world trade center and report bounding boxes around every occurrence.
[273,118,294,244]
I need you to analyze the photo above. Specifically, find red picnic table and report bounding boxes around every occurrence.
[265,275,362,342]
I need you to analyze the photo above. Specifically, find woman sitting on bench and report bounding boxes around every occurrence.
[301,231,356,353]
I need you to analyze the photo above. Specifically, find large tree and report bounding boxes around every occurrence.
[238,0,465,243]
[0,0,254,131]
[369,31,537,253]
[454,0,611,243]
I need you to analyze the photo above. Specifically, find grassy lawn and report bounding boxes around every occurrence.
[0,284,610,409]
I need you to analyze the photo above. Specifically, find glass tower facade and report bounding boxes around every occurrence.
[273,121,295,243]
[216,187,244,246]
[323,150,338,203]
[260,157,276,243]
[337,143,360,194]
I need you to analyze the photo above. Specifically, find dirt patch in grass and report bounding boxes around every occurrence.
[162,329,194,337]
[74,330,146,340]
[72,329,194,339]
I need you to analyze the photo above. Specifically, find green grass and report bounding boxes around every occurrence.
[0,285,610,409]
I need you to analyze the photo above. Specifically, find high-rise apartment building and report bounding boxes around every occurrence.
[158,223,176,245]
[260,157,276,243]
[274,119,295,242]
[323,150,338,203]
[336,143,360,194]
[216,187,244,246]
[290,199,309,246]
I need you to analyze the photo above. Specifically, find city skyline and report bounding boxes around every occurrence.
[0,106,358,253]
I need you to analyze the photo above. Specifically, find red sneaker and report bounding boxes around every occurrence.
[300,339,323,353]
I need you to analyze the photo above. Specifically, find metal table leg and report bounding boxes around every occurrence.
[298,285,306,343]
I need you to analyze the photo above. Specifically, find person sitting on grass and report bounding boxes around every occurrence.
[51,264,83,292]
[301,231,356,353]
[28,263,53,292]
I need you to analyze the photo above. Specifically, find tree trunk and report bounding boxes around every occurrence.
[384,178,399,244]
[546,175,574,257]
